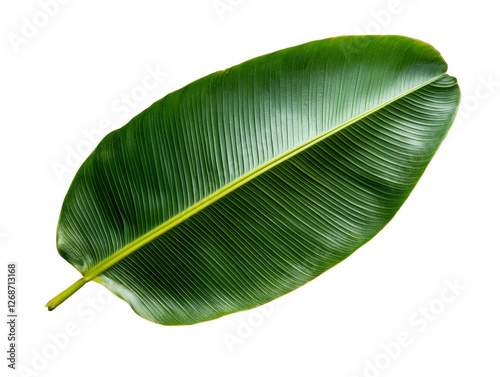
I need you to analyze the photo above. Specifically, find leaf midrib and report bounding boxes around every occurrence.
[83,73,445,282]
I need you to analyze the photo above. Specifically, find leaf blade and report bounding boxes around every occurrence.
[51,36,460,324]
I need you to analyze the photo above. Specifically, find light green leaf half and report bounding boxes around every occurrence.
[47,35,460,325]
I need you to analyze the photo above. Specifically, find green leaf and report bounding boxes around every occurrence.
[47,35,460,325]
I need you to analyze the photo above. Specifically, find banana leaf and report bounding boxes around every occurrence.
[46,35,460,325]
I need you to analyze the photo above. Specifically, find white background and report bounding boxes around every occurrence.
[1,0,499,376]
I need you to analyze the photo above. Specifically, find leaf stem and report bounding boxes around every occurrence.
[46,278,86,311]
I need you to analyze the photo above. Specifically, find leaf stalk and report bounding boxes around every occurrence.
[45,278,86,311]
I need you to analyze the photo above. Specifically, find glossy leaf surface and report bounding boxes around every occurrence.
[48,36,460,325]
